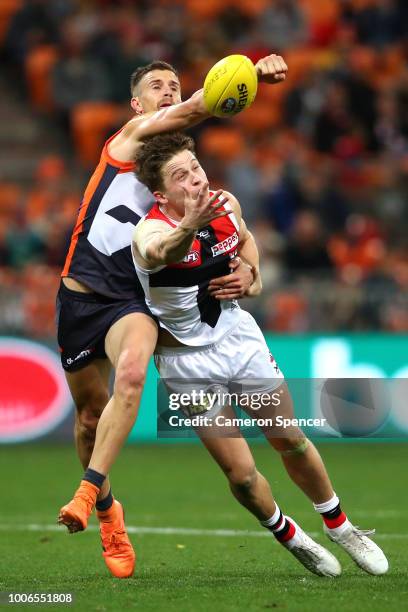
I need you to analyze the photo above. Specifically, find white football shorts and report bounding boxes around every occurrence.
[155,310,284,417]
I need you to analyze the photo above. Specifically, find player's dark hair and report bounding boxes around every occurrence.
[136,132,195,193]
[130,61,179,95]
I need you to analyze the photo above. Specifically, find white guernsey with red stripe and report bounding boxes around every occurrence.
[134,193,246,346]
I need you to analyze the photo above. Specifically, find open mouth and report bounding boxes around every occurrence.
[159,102,172,108]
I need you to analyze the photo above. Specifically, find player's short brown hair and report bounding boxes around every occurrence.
[136,132,195,193]
[130,61,179,95]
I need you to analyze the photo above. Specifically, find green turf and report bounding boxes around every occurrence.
[0,442,407,611]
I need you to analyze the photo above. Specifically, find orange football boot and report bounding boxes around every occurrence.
[97,500,135,578]
[58,480,99,533]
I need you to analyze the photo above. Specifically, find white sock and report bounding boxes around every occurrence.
[313,493,340,514]
[260,505,283,530]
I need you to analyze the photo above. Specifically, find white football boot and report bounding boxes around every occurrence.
[282,518,342,577]
[324,523,389,575]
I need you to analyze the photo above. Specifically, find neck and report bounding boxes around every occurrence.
[160,202,184,222]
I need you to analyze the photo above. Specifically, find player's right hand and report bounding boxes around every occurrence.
[256,54,288,84]
[180,185,230,231]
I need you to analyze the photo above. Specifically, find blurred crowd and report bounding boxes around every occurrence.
[0,0,407,336]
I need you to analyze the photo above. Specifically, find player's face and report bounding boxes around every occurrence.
[131,70,181,114]
[156,150,208,210]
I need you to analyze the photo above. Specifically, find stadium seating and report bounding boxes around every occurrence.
[25,45,58,112]
[71,102,122,168]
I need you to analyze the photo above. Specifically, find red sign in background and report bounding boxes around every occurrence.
[0,339,71,442]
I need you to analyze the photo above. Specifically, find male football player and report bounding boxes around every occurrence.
[131,131,389,577]
[57,56,289,578]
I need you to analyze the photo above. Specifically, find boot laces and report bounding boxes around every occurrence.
[348,525,376,553]
[77,490,96,512]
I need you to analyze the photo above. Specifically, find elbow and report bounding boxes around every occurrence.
[162,250,184,265]
[157,244,182,266]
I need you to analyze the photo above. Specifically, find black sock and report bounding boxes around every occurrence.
[321,503,342,520]
[95,489,114,512]
[261,508,296,543]
[83,467,105,489]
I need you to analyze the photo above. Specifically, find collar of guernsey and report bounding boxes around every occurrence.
[133,191,246,347]
[60,125,155,299]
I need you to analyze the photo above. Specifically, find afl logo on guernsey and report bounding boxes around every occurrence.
[211,232,239,257]
[183,250,200,264]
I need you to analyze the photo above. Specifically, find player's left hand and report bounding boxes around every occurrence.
[256,54,288,84]
[208,257,254,300]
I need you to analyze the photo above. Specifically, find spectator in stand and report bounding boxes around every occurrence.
[51,17,110,130]
[284,68,326,136]
[256,0,308,51]
[4,207,45,269]
[374,90,408,155]
[4,0,59,70]
[284,210,334,278]
[314,80,354,154]
[226,151,263,225]
[348,0,403,48]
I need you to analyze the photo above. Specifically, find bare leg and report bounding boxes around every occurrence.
[65,359,111,501]
[196,408,276,521]
[87,313,158,475]
[248,383,334,504]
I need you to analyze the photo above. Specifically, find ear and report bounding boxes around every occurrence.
[131,96,144,115]
[154,190,168,205]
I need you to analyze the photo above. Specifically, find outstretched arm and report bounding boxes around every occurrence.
[110,54,288,161]
[109,90,209,161]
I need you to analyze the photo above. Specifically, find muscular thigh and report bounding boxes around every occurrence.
[240,382,306,451]
[105,312,158,371]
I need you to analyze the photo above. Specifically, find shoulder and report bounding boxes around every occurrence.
[133,217,170,239]
[220,190,242,220]
[107,114,155,162]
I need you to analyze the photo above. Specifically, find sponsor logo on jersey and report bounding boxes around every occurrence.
[211,232,239,257]
[197,229,210,239]
[183,250,200,264]
[0,338,71,443]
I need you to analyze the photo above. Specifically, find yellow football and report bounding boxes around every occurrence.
[203,55,258,118]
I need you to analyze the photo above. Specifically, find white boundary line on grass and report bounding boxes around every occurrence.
[0,524,406,539]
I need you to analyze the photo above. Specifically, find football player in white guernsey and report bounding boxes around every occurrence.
[132,132,389,578]
[58,57,290,578]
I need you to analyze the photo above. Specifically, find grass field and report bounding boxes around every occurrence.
[0,442,407,611]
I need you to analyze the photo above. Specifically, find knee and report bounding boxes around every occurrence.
[114,352,147,404]
[226,462,257,493]
[273,435,309,456]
